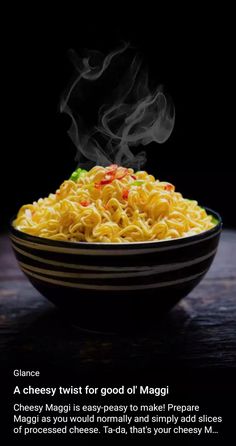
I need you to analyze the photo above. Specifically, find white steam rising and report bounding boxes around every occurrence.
[60,42,175,169]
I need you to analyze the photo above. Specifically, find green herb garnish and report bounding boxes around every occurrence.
[131,180,145,186]
[70,168,87,182]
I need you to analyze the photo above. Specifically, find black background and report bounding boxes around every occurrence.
[2,10,235,229]
[1,8,236,443]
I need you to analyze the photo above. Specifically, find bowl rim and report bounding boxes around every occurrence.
[9,206,222,249]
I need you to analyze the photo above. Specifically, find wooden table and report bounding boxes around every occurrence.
[0,230,235,372]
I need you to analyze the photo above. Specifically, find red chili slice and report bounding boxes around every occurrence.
[80,200,90,206]
[116,168,128,180]
[122,189,129,199]
[94,174,114,188]
[164,184,174,191]
[116,173,128,180]
[99,175,114,185]
[95,165,129,188]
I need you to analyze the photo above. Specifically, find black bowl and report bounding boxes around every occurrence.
[10,208,222,332]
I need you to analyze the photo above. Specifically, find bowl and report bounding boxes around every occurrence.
[9,208,222,333]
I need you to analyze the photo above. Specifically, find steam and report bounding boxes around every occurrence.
[60,42,175,169]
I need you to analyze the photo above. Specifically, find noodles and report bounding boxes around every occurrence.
[13,165,216,243]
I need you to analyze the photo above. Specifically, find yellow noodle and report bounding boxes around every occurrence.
[13,165,216,243]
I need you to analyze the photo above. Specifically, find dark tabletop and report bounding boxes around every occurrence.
[0,230,235,373]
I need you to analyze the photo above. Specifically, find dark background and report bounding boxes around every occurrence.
[0,10,235,442]
[2,12,235,228]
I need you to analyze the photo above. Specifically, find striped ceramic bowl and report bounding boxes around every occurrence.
[10,208,222,332]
